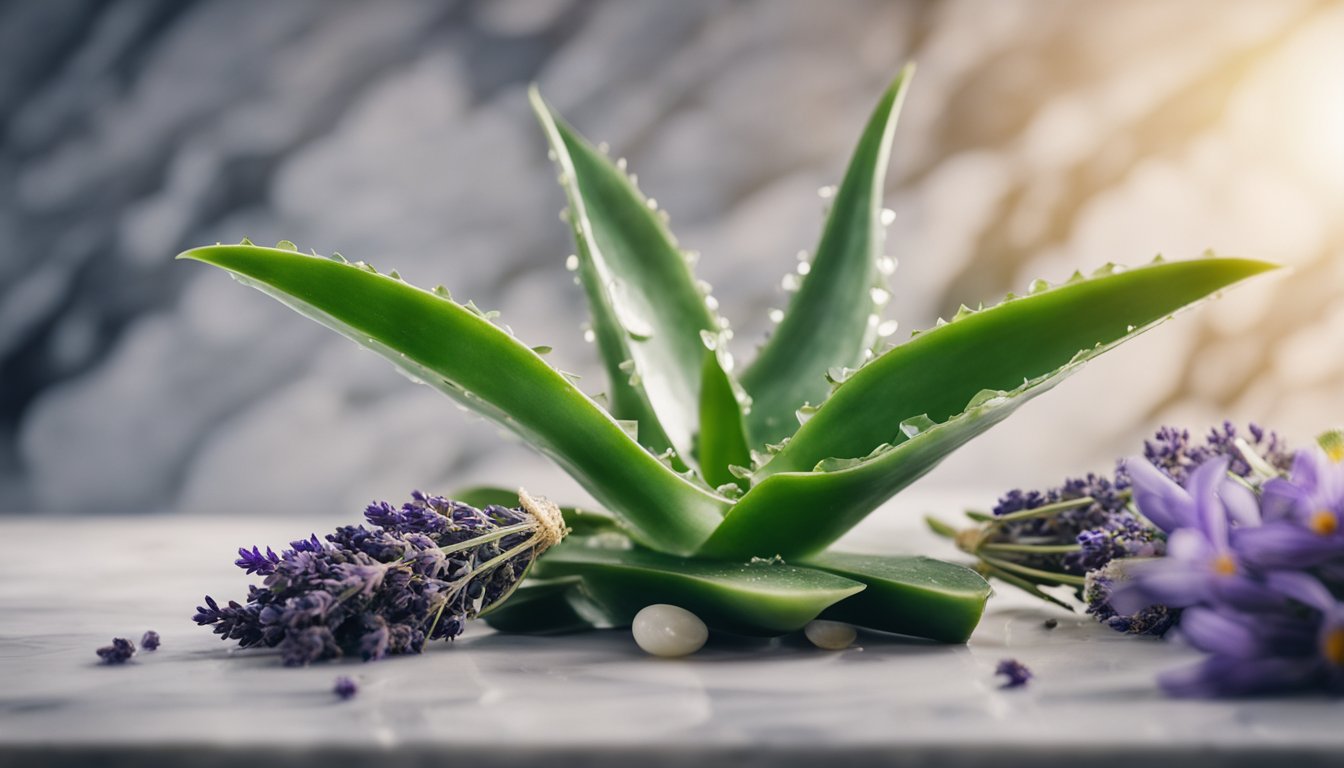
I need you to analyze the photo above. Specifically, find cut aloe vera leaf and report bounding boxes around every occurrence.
[179,244,730,555]
[532,541,865,636]
[805,552,991,643]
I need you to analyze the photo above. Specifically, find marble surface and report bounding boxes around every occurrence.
[2,498,1343,768]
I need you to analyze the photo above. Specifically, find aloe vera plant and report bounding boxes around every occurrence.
[180,66,1276,643]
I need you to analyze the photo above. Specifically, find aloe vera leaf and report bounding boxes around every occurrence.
[179,244,730,555]
[739,66,913,447]
[480,577,609,635]
[531,88,741,470]
[758,256,1278,478]
[696,348,752,490]
[804,552,991,643]
[451,486,620,536]
[700,263,1275,561]
[532,540,865,636]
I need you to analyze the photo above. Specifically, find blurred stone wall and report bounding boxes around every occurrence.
[2,0,1341,515]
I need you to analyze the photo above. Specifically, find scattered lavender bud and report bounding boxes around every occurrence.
[141,631,161,651]
[1042,618,1058,629]
[333,676,358,700]
[995,658,1032,688]
[96,638,136,664]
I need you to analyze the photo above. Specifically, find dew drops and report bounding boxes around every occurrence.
[870,287,891,306]
[646,198,658,210]
[867,314,880,328]
[565,254,580,272]
[796,404,818,425]
[681,250,700,267]
[878,319,899,337]
[597,141,610,155]
[705,295,720,310]
[796,249,810,262]
[716,316,730,330]
[547,149,557,161]
[782,273,801,292]
[878,256,898,275]
[583,327,596,343]
[796,261,812,276]
[1029,278,1050,294]
[616,157,628,171]
[768,308,785,323]
[558,207,570,223]
[699,330,718,350]
[880,208,897,226]
[817,185,837,199]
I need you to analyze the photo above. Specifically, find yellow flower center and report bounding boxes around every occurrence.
[1310,510,1339,536]
[1328,444,1344,464]
[1324,628,1344,667]
[1212,554,1237,576]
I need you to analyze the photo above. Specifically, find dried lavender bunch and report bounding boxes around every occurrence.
[194,489,567,666]
[928,422,1291,632]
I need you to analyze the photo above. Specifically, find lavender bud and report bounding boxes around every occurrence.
[141,630,161,651]
[96,637,136,664]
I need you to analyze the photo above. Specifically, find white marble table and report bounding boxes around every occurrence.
[2,497,1342,767]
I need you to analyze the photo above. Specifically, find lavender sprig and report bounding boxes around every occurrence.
[928,422,1290,632]
[194,489,568,666]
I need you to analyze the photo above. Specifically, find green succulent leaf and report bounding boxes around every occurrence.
[700,256,1278,560]
[740,65,913,448]
[451,486,621,537]
[533,539,865,636]
[480,577,608,635]
[805,552,991,643]
[178,244,730,555]
[531,87,743,474]
[696,347,752,490]
[758,256,1277,477]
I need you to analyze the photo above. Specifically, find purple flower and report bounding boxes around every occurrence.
[1234,449,1344,569]
[1109,457,1279,615]
[1158,571,1344,697]
[333,676,358,700]
[235,545,280,576]
[141,631,161,651]
[995,658,1032,688]
[96,638,136,664]
[194,489,567,666]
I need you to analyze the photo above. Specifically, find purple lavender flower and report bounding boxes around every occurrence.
[1109,456,1280,615]
[1158,571,1344,697]
[1234,448,1344,569]
[96,637,136,664]
[333,676,359,700]
[141,630,161,651]
[194,489,567,666]
[931,422,1290,637]
[1084,559,1178,636]
[995,658,1032,688]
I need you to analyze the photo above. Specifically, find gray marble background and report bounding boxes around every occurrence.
[2,0,1341,517]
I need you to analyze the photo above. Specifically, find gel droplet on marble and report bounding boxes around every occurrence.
[804,620,856,650]
[632,604,708,658]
